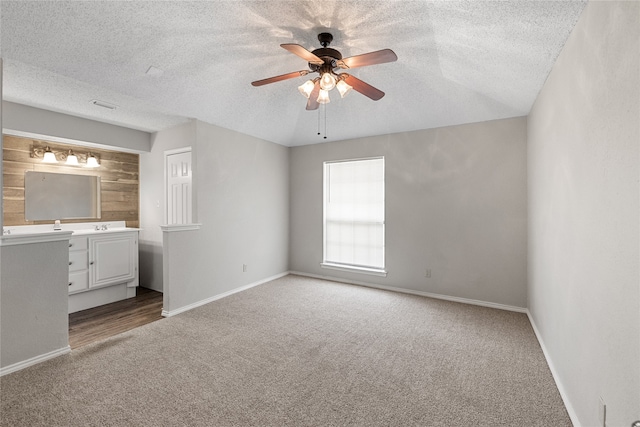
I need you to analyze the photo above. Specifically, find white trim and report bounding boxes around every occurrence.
[164,146,192,156]
[320,262,387,277]
[161,271,288,317]
[323,155,385,164]
[0,231,73,246]
[0,346,71,377]
[160,223,202,233]
[290,271,527,313]
[526,310,580,427]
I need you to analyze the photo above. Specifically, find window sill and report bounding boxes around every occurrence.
[320,263,387,277]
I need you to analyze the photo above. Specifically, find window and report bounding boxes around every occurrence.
[322,157,386,275]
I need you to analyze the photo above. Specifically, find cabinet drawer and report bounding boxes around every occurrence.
[68,271,89,294]
[68,237,88,251]
[68,251,88,272]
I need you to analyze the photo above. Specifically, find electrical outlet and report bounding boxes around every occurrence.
[425,269,431,278]
[598,396,606,427]
[242,264,247,273]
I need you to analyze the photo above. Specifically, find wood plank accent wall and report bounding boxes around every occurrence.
[2,134,139,227]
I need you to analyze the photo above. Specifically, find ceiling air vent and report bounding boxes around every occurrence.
[90,99,117,110]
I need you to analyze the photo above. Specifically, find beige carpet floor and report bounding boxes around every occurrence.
[0,275,571,426]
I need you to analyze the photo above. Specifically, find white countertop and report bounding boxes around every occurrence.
[1,221,139,246]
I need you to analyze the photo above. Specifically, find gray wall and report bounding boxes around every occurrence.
[0,102,152,371]
[144,120,290,312]
[2,101,150,152]
[0,240,70,369]
[139,121,196,292]
[290,117,528,308]
[527,1,639,426]
[1,60,3,226]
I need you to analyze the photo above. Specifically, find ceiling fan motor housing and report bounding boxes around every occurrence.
[317,32,333,47]
[308,32,341,71]
[309,47,342,71]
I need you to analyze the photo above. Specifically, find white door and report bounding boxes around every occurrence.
[166,149,192,225]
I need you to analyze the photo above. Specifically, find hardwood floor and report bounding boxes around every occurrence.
[68,287,163,349]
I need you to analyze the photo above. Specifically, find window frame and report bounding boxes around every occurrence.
[321,157,387,277]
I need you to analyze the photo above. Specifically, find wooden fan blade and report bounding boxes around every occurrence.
[342,74,385,101]
[281,44,324,65]
[306,81,320,110]
[251,70,309,86]
[337,49,397,69]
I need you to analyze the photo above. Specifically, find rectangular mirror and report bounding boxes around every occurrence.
[25,171,101,221]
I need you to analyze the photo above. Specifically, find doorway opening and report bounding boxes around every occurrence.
[68,287,163,349]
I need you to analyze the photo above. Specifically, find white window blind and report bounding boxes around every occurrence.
[323,157,385,271]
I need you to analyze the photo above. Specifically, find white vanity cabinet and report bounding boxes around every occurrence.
[3,222,140,313]
[67,228,139,313]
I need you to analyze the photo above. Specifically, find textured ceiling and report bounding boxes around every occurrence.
[0,1,587,147]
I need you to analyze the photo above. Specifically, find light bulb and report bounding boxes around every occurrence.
[319,73,336,91]
[298,80,315,99]
[42,147,58,163]
[85,154,100,168]
[317,89,331,104]
[65,150,79,166]
[336,80,353,98]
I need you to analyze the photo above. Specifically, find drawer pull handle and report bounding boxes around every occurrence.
[90,261,94,265]
[68,282,73,286]
[69,261,73,265]
[69,243,73,248]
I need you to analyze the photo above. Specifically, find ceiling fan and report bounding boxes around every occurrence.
[251,32,397,110]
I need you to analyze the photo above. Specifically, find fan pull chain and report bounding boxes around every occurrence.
[316,105,328,139]
[324,105,327,139]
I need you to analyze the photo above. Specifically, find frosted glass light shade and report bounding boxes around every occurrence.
[298,80,315,98]
[319,72,336,91]
[317,89,331,104]
[85,154,100,168]
[336,80,353,98]
[42,147,58,163]
[65,151,79,166]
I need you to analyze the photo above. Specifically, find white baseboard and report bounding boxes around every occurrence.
[0,346,71,377]
[161,271,289,318]
[526,310,580,427]
[289,271,527,313]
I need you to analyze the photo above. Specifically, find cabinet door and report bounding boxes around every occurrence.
[89,234,136,288]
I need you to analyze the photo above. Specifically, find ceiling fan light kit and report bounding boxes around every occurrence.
[317,89,331,104]
[298,79,317,99]
[319,72,336,91]
[252,32,397,110]
[336,79,353,98]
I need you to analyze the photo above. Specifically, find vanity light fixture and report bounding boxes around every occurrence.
[31,146,101,168]
[42,147,58,163]
[65,150,79,166]
[85,154,100,168]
